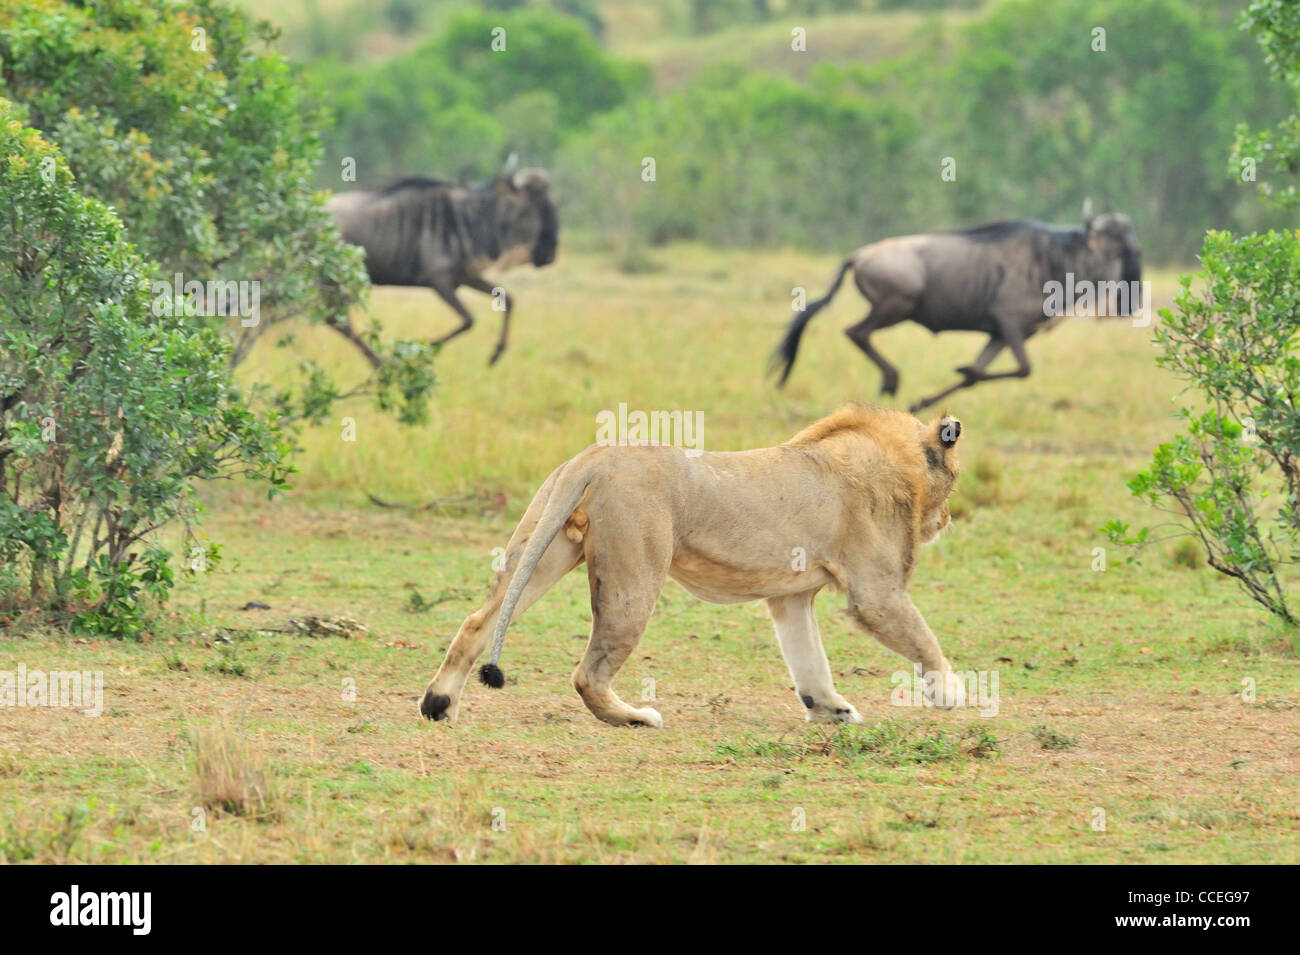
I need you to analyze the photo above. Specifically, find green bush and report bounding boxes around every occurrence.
[939,0,1259,261]
[0,103,289,636]
[1106,230,1300,625]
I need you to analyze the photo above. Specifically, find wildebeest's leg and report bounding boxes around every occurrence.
[328,314,382,368]
[909,335,1006,412]
[464,275,513,366]
[954,336,1007,381]
[767,590,861,724]
[848,589,965,708]
[427,280,477,349]
[844,304,909,396]
[910,329,1033,413]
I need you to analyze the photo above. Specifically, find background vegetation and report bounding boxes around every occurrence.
[298,0,1294,261]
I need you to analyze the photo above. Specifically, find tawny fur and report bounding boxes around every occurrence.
[419,404,965,729]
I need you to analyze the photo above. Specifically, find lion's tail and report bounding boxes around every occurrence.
[478,465,591,690]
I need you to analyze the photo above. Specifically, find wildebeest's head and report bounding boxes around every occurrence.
[1082,199,1142,313]
[493,167,559,268]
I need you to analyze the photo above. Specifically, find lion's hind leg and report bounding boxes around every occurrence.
[572,529,671,729]
[767,591,863,724]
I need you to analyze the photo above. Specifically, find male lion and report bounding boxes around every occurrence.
[419,404,965,728]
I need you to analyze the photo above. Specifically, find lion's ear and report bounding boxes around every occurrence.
[939,416,961,448]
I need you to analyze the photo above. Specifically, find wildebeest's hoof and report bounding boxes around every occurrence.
[420,690,452,721]
[487,348,504,366]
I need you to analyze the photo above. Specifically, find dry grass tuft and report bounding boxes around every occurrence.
[191,725,279,821]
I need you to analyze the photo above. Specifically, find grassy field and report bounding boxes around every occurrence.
[1,245,1297,863]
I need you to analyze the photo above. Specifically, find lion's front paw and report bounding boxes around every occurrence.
[626,707,664,729]
[805,697,863,724]
[926,670,966,710]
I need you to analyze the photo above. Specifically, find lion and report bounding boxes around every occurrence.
[419,404,966,729]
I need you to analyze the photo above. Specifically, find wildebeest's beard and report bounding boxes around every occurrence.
[533,198,558,267]
[1120,247,1142,314]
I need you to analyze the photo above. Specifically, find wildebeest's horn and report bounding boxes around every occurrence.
[502,152,519,176]
[1082,197,1095,229]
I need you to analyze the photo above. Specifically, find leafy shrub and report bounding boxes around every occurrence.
[304,0,1286,261]
[0,103,289,634]
[940,0,1264,261]
[1105,230,1300,625]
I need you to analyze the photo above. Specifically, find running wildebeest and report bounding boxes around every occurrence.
[772,201,1141,411]
[327,159,559,366]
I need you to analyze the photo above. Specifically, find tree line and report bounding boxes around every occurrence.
[311,0,1295,263]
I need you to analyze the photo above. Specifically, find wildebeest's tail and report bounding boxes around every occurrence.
[478,466,591,690]
[770,258,854,387]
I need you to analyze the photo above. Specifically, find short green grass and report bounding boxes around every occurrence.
[0,245,1296,863]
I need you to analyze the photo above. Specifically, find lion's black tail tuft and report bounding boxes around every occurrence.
[478,663,506,689]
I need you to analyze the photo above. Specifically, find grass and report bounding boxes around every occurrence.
[716,722,1001,766]
[191,725,279,820]
[1031,724,1080,751]
[0,244,1297,863]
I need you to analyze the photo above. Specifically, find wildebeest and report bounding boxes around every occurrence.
[327,159,558,365]
[772,201,1141,411]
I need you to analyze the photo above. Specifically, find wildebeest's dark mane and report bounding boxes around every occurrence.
[955,219,1084,245]
[957,219,1090,280]
[376,175,459,196]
